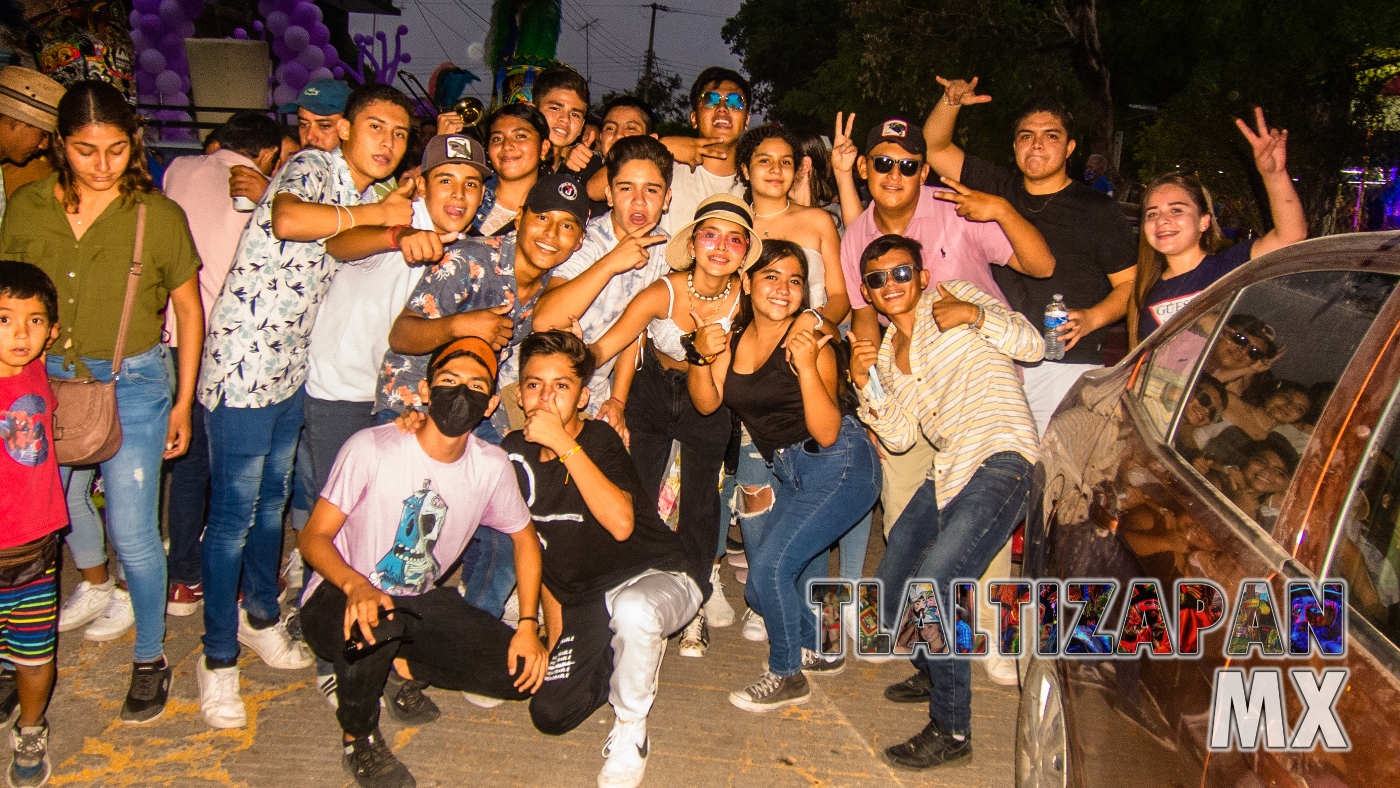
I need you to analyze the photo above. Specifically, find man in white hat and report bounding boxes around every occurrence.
[0,66,64,226]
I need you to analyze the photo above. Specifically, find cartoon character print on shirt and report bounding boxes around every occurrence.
[370,479,448,595]
[0,393,49,467]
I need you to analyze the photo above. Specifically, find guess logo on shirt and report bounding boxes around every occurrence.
[1149,292,1201,327]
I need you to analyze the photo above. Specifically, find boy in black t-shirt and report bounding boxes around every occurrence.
[503,330,704,788]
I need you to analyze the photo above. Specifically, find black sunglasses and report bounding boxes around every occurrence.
[1193,390,1222,422]
[871,155,921,177]
[863,263,917,289]
[1227,331,1270,361]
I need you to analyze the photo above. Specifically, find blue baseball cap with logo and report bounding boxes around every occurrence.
[278,79,352,116]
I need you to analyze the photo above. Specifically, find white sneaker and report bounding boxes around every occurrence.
[741,608,767,642]
[279,549,304,601]
[462,691,505,709]
[677,611,708,658]
[984,654,1019,686]
[237,609,314,669]
[598,718,648,788]
[58,580,113,633]
[703,564,735,628]
[316,672,339,709]
[196,659,247,729]
[83,588,135,642]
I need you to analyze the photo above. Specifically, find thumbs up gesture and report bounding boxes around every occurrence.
[930,282,980,332]
[377,176,418,227]
[688,310,730,359]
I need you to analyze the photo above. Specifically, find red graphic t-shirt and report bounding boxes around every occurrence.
[0,362,68,549]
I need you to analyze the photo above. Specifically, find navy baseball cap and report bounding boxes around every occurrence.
[278,79,351,116]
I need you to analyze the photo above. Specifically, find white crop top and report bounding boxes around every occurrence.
[646,277,740,362]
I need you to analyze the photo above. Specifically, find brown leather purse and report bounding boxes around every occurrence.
[50,203,147,467]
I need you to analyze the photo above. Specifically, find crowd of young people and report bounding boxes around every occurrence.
[0,56,1308,788]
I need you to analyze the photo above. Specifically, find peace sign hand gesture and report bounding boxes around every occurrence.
[936,75,991,108]
[1235,106,1288,177]
[601,225,667,274]
[832,112,858,175]
[932,176,1010,224]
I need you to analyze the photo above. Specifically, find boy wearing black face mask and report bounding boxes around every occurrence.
[298,337,549,788]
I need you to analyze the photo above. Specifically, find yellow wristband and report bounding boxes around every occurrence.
[557,444,583,463]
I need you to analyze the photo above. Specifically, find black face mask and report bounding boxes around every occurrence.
[427,384,491,437]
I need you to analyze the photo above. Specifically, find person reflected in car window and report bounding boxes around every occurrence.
[1174,374,1227,468]
[1204,314,1282,399]
[1206,443,1293,529]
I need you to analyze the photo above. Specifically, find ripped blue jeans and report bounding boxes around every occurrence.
[49,346,173,663]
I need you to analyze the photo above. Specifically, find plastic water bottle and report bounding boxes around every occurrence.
[1043,294,1068,361]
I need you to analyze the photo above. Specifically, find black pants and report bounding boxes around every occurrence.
[302,583,531,738]
[165,400,208,586]
[530,597,614,735]
[625,350,731,597]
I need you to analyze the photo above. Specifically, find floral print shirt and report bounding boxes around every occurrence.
[198,148,370,410]
[373,233,549,415]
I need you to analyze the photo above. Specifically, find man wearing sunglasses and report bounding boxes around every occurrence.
[657,67,750,238]
[849,233,1043,770]
[835,115,1054,544]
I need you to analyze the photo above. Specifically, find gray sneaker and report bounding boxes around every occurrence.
[729,671,811,713]
[8,722,49,788]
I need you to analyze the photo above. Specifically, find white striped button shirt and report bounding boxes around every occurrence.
[858,280,1043,507]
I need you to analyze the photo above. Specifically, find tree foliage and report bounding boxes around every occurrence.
[725,0,1400,234]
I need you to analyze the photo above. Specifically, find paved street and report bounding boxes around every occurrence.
[41,542,1019,788]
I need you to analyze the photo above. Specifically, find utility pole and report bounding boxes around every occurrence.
[576,18,599,82]
[640,3,668,103]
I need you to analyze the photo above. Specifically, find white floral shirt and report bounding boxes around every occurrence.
[199,148,370,409]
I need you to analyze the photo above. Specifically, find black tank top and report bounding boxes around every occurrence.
[722,324,811,461]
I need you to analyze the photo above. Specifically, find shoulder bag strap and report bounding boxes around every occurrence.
[110,202,147,373]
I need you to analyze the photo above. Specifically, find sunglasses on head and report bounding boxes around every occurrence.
[1227,331,1270,361]
[871,155,921,177]
[863,263,917,289]
[700,91,746,112]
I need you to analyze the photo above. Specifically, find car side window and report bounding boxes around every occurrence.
[1133,303,1229,440]
[1177,271,1396,536]
[1329,389,1400,649]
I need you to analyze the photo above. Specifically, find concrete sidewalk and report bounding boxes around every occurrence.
[41,563,1018,788]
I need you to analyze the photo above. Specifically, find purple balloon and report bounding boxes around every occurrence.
[308,67,333,82]
[290,2,318,28]
[130,29,149,51]
[178,20,196,39]
[397,25,408,37]
[265,11,289,37]
[180,75,191,93]
[279,61,309,90]
[232,28,249,40]
[295,45,324,70]
[284,25,310,52]
[155,69,183,97]
[139,13,164,35]
[133,0,161,12]
[272,40,294,61]
[308,23,329,47]
[137,92,159,105]
[158,0,185,28]
[321,43,339,66]
[129,9,142,28]
[331,66,344,79]
[160,32,184,55]
[138,49,166,75]
[272,84,297,107]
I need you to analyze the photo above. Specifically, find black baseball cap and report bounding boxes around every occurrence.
[524,173,590,226]
[865,117,926,157]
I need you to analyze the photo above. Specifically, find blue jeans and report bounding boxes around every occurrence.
[202,389,304,661]
[733,433,873,586]
[48,346,173,663]
[745,418,880,676]
[165,399,208,586]
[875,451,1033,734]
[458,415,515,617]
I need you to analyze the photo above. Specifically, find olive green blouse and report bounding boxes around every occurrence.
[0,173,201,370]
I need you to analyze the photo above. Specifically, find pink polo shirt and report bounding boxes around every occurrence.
[840,185,1014,310]
[162,148,262,345]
